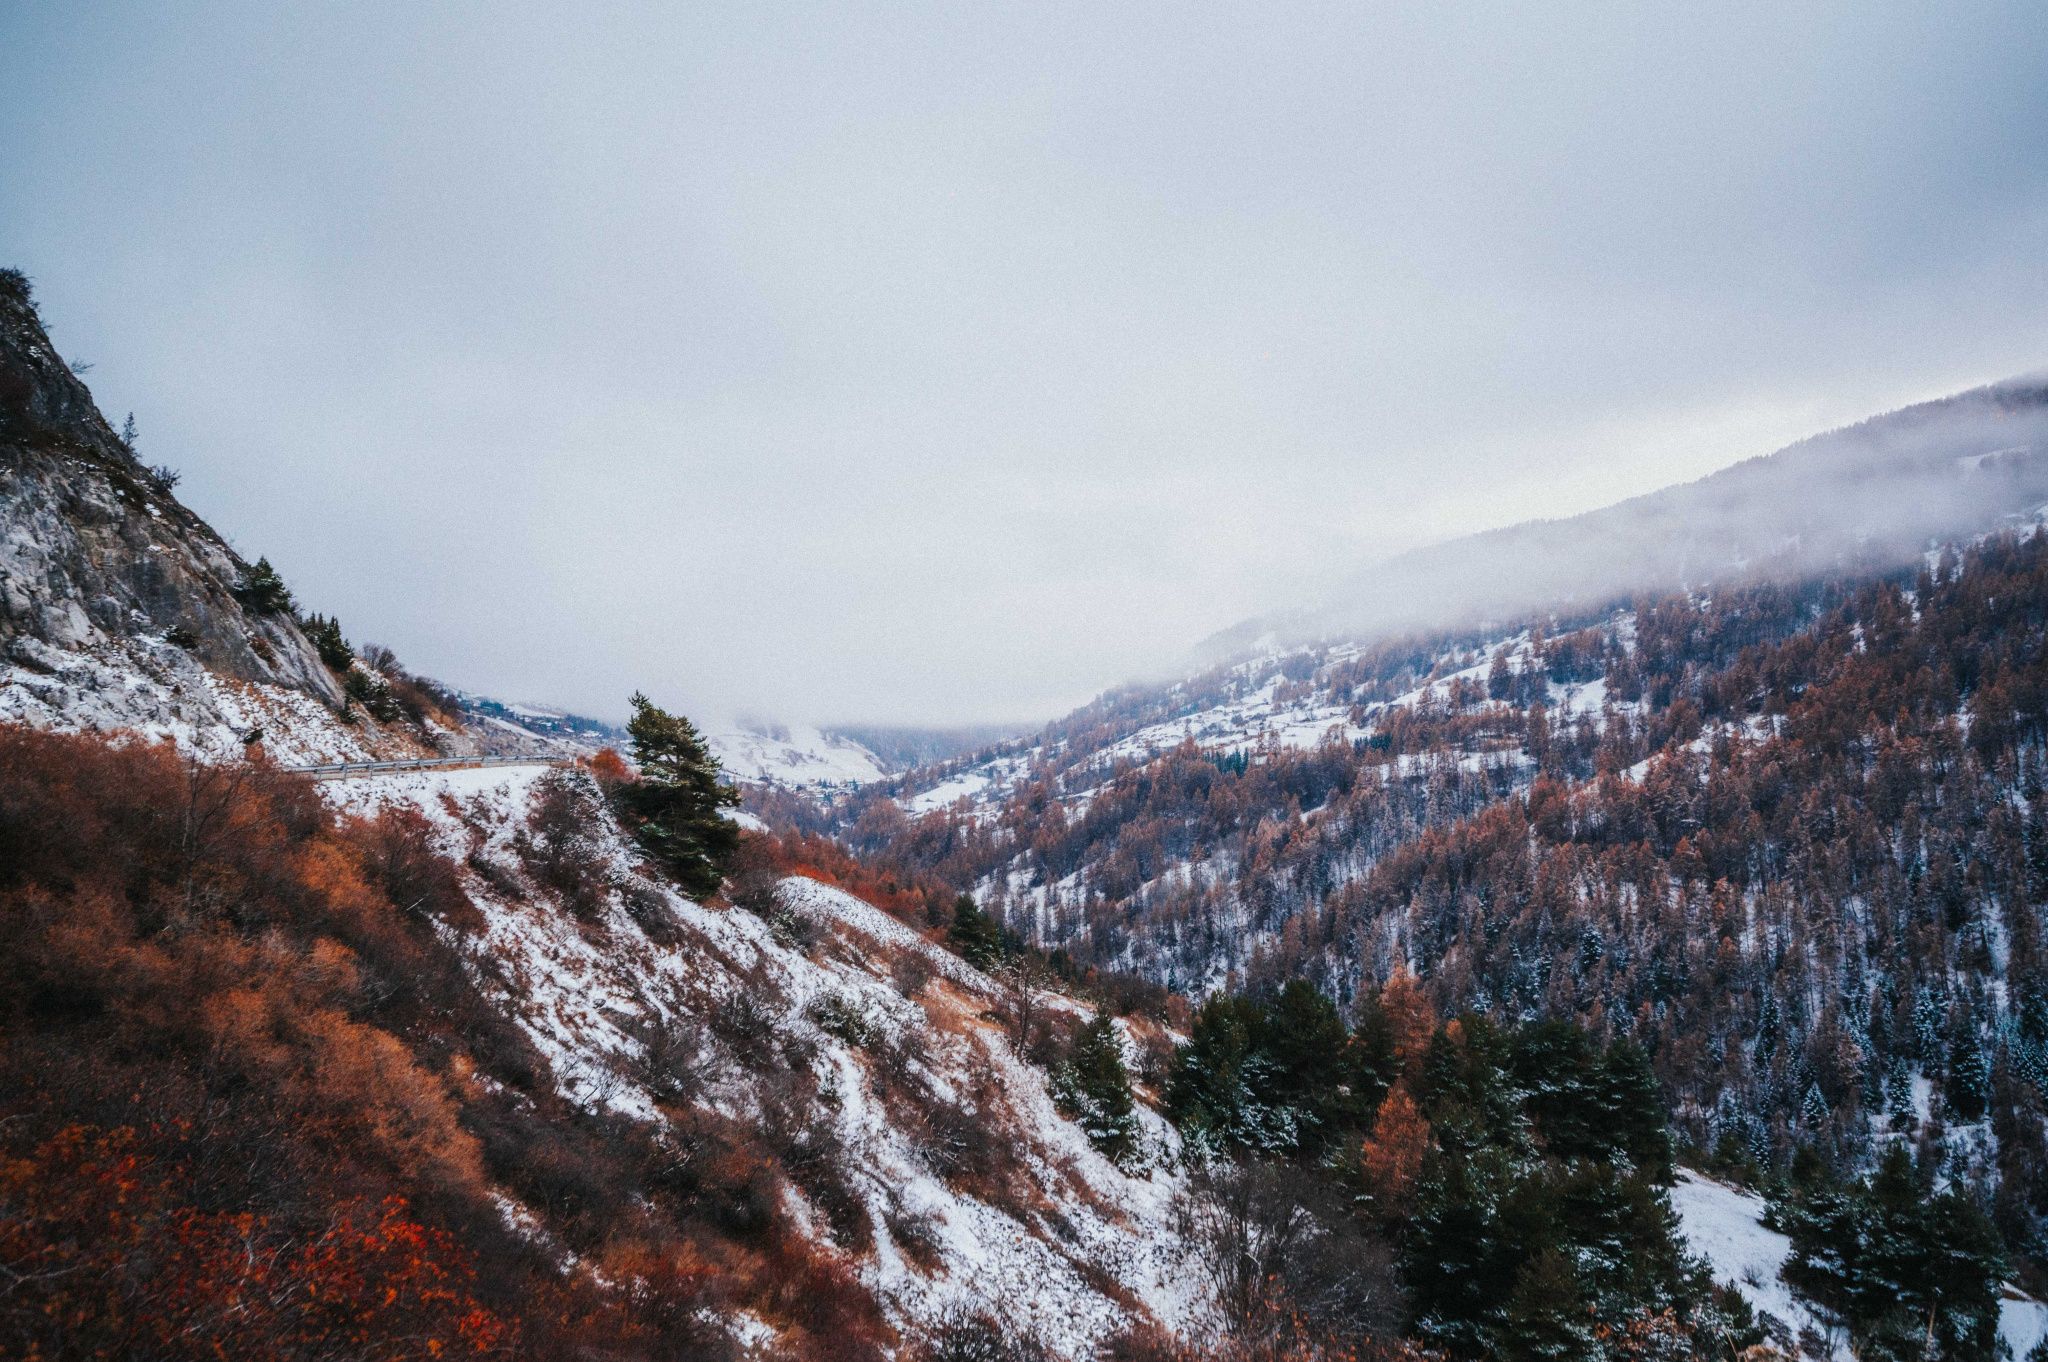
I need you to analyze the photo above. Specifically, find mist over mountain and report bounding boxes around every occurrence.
[823,723,1028,773]
[1199,376,2048,665]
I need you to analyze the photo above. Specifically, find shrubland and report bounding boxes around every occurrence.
[0,724,898,1360]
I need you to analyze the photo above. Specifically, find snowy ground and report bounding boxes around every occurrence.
[707,720,889,789]
[319,763,1197,1357]
[1671,1172,1845,1357]
[1673,1169,2046,1359]
[889,627,1622,831]
[0,632,430,764]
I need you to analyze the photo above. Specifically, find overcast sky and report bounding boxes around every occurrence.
[3,2,2045,727]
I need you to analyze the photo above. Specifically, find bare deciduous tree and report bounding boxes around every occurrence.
[1173,1159,1404,1349]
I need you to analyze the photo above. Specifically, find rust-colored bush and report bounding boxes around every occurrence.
[0,1125,514,1360]
[0,723,898,1362]
[515,767,612,920]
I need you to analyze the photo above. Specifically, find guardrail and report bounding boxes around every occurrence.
[286,755,574,781]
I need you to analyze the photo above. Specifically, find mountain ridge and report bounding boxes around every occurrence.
[1194,373,2048,668]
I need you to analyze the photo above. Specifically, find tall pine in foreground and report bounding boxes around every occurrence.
[620,692,741,900]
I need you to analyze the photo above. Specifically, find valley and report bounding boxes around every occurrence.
[5,265,2048,1360]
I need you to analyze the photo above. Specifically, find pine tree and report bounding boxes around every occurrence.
[1488,647,1513,701]
[1784,1143,2007,1359]
[1166,994,1268,1153]
[1947,1039,1990,1122]
[1055,1015,1141,1167]
[1497,1246,1596,1362]
[1258,979,1352,1158]
[2020,976,2048,1045]
[1887,1055,1916,1128]
[1601,1038,1674,1181]
[946,895,1003,970]
[1914,988,1945,1066]
[302,614,354,672]
[1800,1081,1830,1131]
[234,557,295,616]
[618,693,741,900]
[1754,995,1780,1067]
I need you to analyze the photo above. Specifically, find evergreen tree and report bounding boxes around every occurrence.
[945,894,1003,970]
[234,556,295,616]
[618,693,740,900]
[1400,1014,1706,1355]
[302,614,354,672]
[2020,976,2048,1046]
[1054,1015,1141,1167]
[1348,997,1400,1115]
[1488,647,1514,701]
[1947,1039,1990,1123]
[1800,1081,1830,1131]
[1887,1055,1916,1127]
[1166,994,1299,1154]
[1496,1246,1596,1362]
[1600,1038,1674,1182]
[1782,1144,2006,1360]
[1511,1020,1606,1160]
[1754,995,1780,1066]
[1257,979,1354,1159]
[1914,988,1945,1066]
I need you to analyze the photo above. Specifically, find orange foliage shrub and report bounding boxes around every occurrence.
[0,1125,512,1359]
[0,723,888,1362]
[585,745,633,787]
[734,828,950,929]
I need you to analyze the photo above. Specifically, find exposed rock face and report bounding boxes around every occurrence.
[0,271,341,705]
[0,270,436,764]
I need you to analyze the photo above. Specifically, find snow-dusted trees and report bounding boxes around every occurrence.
[233,555,295,615]
[1167,981,1377,1162]
[1053,1015,1141,1167]
[1401,1013,1746,1360]
[945,893,1002,970]
[1780,1144,2005,1359]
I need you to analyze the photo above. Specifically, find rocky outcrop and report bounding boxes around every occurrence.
[0,270,343,708]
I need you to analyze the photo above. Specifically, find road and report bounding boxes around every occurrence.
[285,754,573,781]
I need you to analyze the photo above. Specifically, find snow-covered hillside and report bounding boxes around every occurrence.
[888,626,1605,827]
[1673,1170,2047,1360]
[707,719,889,789]
[0,629,444,765]
[318,762,1193,1355]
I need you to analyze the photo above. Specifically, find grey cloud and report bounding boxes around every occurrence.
[2,0,2044,725]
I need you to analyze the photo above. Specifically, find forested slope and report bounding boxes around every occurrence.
[792,533,2048,1290]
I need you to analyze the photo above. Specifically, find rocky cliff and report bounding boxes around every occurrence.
[0,269,426,761]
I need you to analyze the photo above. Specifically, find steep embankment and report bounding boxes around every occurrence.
[323,762,1193,1352]
[0,271,447,763]
[0,716,1202,1359]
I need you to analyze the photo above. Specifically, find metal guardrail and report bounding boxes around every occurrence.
[286,755,573,781]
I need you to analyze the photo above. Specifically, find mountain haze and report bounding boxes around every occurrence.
[1201,377,2048,663]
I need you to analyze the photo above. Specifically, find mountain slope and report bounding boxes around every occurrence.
[706,720,889,789]
[797,528,2048,1307]
[1203,376,2048,661]
[0,271,484,765]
